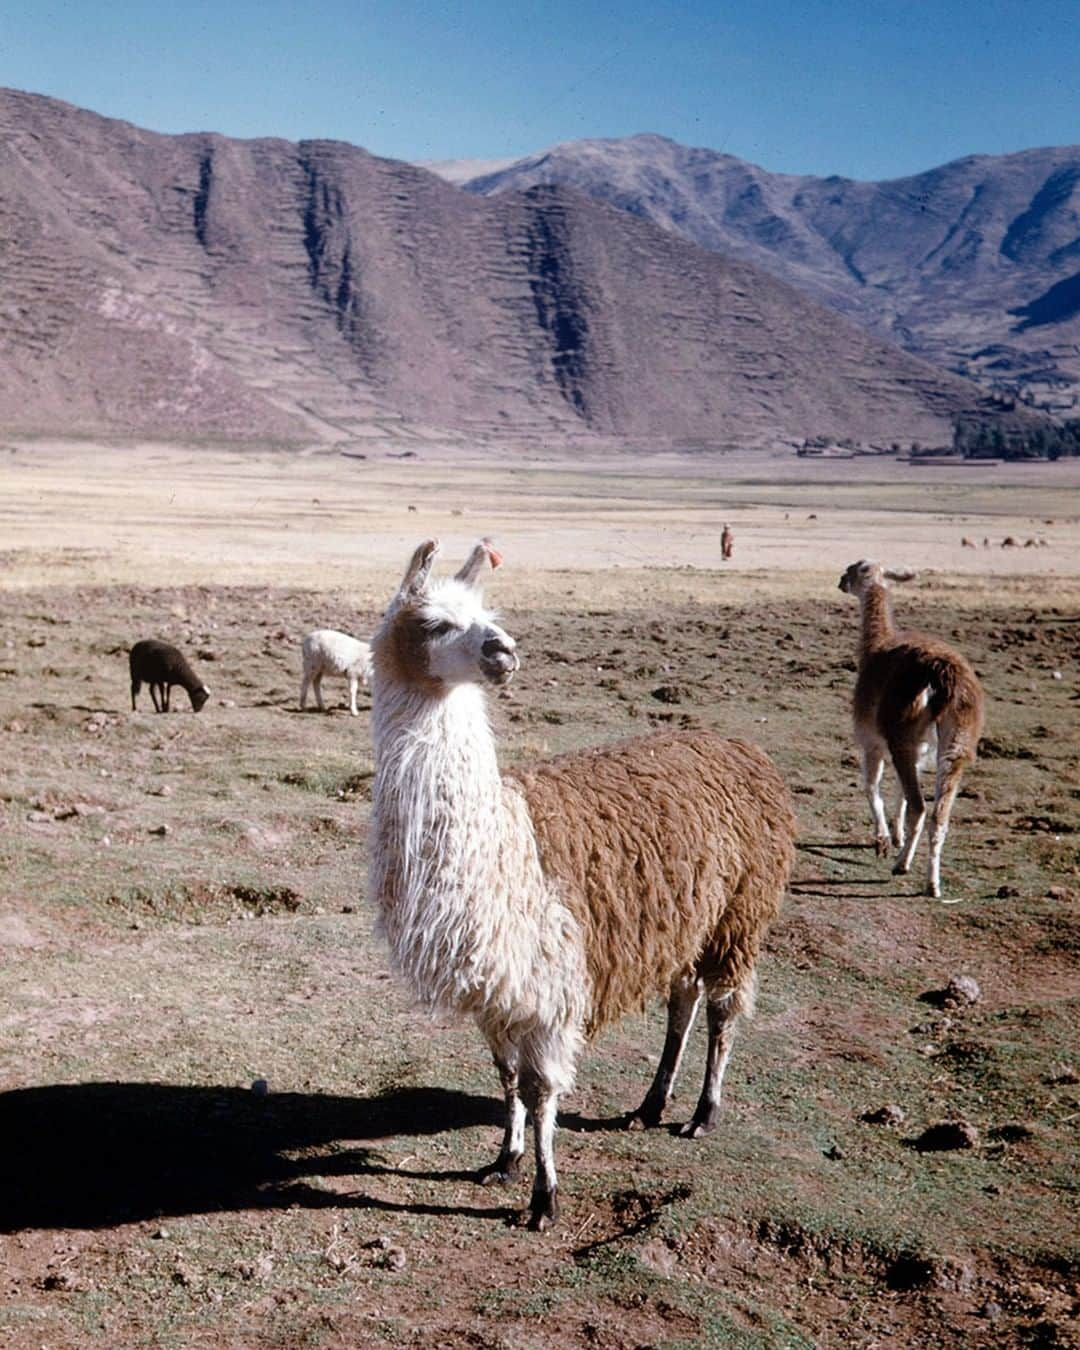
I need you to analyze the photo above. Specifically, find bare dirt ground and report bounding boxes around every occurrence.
[1,441,1078,1348]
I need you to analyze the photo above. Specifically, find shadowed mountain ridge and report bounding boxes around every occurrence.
[0,89,1006,448]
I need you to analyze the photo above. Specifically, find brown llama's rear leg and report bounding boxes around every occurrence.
[131,678,141,711]
[926,734,970,900]
[162,683,171,712]
[890,739,926,877]
[627,970,703,1130]
[679,974,755,1139]
[150,682,164,713]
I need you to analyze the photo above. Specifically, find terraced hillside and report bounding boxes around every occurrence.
[0,88,1006,449]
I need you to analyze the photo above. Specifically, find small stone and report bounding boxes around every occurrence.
[221,699,237,709]
[341,904,355,914]
[382,1246,407,1271]
[823,1143,844,1160]
[251,1078,269,1097]
[861,1103,905,1126]
[26,810,52,823]
[980,1301,1002,1321]
[1047,884,1073,901]
[149,784,173,798]
[153,1227,169,1240]
[942,975,980,1008]
[914,1120,979,1152]
[996,884,1020,898]
[130,920,142,931]
[148,824,170,837]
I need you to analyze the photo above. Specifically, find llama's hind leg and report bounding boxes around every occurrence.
[926,744,967,900]
[477,1040,526,1186]
[627,970,702,1130]
[680,975,754,1139]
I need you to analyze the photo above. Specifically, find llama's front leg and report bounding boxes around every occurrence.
[348,674,360,717]
[681,988,741,1139]
[859,743,890,855]
[520,1065,560,1231]
[628,971,702,1129]
[477,1045,526,1185]
[891,780,908,851]
[312,672,325,711]
[890,745,926,877]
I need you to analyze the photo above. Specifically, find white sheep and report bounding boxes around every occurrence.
[367,539,795,1229]
[299,629,373,717]
[838,560,986,899]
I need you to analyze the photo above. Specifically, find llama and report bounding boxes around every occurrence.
[368,539,795,1229]
[300,630,373,716]
[838,560,985,900]
[129,639,210,713]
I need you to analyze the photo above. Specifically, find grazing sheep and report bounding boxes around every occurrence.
[300,629,373,716]
[368,539,795,1229]
[838,560,985,899]
[129,639,210,713]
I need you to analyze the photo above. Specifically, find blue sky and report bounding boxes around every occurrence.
[1,0,1073,180]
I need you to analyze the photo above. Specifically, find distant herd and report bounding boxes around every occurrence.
[127,541,985,1229]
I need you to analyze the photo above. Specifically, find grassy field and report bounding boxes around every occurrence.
[0,443,1077,1348]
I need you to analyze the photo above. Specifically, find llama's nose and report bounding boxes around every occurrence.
[482,636,515,659]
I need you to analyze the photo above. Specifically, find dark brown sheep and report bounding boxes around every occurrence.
[129,639,210,713]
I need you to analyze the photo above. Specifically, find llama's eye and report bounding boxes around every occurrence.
[427,620,456,638]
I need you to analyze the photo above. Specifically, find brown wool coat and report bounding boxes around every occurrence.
[512,729,795,1038]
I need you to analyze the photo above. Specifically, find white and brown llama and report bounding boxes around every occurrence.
[368,538,795,1229]
[838,560,985,900]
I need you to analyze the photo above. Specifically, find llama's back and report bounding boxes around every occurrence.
[512,729,795,1036]
[858,629,985,757]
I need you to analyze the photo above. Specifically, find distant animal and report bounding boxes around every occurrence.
[721,523,734,560]
[838,560,985,900]
[129,639,210,713]
[368,538,795,1229]
[1001,536,1018,548]
[961,537,976,548]
[300,629,373,716]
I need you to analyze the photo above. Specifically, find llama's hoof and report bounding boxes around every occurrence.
[478,1155,522,1186]
[891,860,911,876]
[523,1187,560,1231]
[625,1106,661,1132]
[875,835,891,858]
[678,1115,716,1139]
[925,882,942,900]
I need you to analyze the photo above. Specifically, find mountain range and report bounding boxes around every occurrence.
[439,133,1080,411]
[0,89,1044,449]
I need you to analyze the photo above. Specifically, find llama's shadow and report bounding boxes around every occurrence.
[0,1081,508,1233]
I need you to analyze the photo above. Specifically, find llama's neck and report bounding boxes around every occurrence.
[857,585,896,664]
[369,679,512,1002]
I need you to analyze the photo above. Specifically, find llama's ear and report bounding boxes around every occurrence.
[454,537,502,587]
[400,539,440,596]
[884,566,918,583]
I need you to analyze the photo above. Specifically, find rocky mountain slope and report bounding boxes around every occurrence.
[453,134,1080,410]
[0,89,1004,448]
